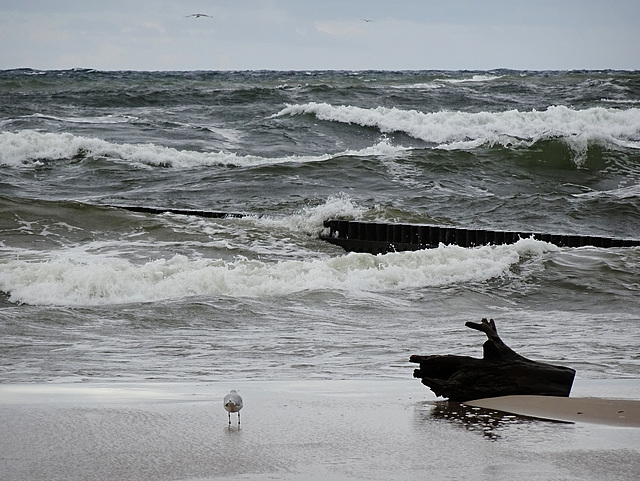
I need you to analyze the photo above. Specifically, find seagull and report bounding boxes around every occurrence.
[361,18,373,23]
[223,390,243,425]
[186,13,213,18]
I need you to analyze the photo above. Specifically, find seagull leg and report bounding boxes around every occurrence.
[228,412,231,425]
[238,411,241,424]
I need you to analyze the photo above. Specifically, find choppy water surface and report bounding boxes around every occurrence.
[1,69,639,383]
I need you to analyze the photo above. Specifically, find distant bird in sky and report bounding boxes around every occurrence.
[361,18,373,23]
[223,390,243,425]
[186,13,213,18]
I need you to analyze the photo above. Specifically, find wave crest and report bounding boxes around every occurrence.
[0,239,555,306]
[0,130,409,169]
[274,103,640,161]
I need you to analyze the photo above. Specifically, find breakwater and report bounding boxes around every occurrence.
[321,220,640,254]
[109,206,640,254]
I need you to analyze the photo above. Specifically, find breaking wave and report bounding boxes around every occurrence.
[0,130,409,169]
[274,103,640,159]
[0,238,556,306]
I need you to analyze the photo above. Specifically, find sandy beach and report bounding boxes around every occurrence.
[1,378,639,481]
[465,394,640,427]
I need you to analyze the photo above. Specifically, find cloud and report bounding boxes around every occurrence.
[143,22,166,35]
[316,21,366,37]
[0,0,638,70]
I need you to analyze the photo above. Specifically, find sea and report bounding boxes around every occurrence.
[0,69,639,386]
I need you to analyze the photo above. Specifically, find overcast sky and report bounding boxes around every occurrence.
[1,0,638,71]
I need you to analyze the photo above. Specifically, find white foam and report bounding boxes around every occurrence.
[0,131,408,169]
[572,184,640,200]
[253,192,367,237]
[154,192,366,244]
[0,130,319,168]
[0,238,557,306]
[435,74,504,83]
[390,83,444,90]
[30,113,138,124]
[274,103,640,158]
[601,98,640,105]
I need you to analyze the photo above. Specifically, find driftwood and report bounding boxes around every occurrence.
[410,318,576,402]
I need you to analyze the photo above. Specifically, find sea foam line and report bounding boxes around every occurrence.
[435,74,504,83]
[0,130,408,168]
[0,238,555,306]
[274,103,640,152]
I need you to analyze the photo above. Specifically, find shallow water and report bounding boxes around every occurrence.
[1,380,639,481]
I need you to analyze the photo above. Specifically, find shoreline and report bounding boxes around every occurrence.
[465,395,640,427]
[1,379,639,480]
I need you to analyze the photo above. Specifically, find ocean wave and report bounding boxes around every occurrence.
[0,130,307,168]
[572,184,640,200]
[0,238,556,306]
[29,113,138,125]
[0,193,367,262]
[145,192,367,242]
[274,103,640,159]
[435,74,505,84]
[601,98,640,105]
[252,193,366,237]
[0,130,409,169]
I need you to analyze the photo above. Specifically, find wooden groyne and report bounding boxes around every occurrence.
[321,219,640,254]
[109,205,246,219]
[109,205,640,253]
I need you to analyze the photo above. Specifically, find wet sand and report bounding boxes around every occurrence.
[1,379,639,481]
[465,395,640,427]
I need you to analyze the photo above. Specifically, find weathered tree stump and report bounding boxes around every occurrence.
[410,318,576,402]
